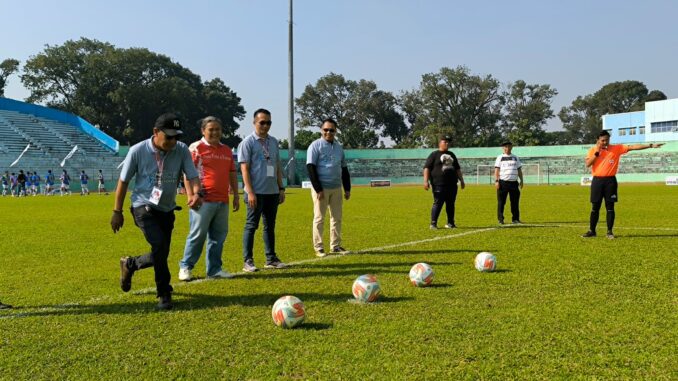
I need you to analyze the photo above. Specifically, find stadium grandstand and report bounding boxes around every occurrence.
[0,98,120,190]
[2,97,676,190]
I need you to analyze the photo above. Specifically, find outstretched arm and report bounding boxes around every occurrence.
[627,143,664,151]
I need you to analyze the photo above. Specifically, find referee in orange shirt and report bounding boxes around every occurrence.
[582,130,664,239]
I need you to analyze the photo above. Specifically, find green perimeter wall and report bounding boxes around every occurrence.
[280,141,678,185]
[114,142,678,187]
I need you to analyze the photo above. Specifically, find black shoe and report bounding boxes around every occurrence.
[120,257,134,292]
[157,294,173,311]
[444,223,456,229]
[498,220,505,225]
[581,231,596,238]
[0,301,12,309]
[606,231,615,239]
[429,224,438,230]
[512,220,523,225]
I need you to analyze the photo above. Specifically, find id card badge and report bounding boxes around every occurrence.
[266,165,275,177]
[149,186,163,205]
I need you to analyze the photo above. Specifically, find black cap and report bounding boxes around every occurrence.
[154,113,184,137]
[501,140,513,146]
[439,135,452,142]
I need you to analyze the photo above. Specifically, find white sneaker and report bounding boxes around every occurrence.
[178,268,192,281]
[207,270,234,279]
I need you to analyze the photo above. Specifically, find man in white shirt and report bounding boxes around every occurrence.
[494,141,523,225]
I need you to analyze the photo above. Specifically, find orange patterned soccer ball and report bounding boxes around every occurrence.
[272,295,306,328]
[352,274,382,303]
[409,263,434,287]
[475,252,497,272]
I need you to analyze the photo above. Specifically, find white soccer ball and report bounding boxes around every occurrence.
[352,274,382,303]
[271,295,306,329]
[409,263,434,287]
[475,252,497,272]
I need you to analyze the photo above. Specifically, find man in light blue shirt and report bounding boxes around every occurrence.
[306,118,351,257]
[237,108,287,272]
[111,113,201,310]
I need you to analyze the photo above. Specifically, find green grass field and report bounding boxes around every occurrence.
[0,184,676,380]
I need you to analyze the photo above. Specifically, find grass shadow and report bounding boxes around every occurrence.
[303,261,462,269]
[1,291,379,318]
[616,234,678,238]
[295,322,333,331]
[423,283,452,288]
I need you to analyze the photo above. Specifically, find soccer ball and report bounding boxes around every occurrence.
[352,274,382,303]
[409,263,434,287]
[271,295,305,329]
[475,252,497,272]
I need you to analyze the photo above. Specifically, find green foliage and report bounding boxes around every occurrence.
[279,129,322,150]
[0,58,20,97]
[295,73,405,148]
[0,185,675,379]
[400,66,503,148]
[20,38,245,145]
[500,80,558,146]
[558,81,666,144]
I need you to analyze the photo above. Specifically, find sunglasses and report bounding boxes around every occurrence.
[322,129,336,133]
[258,121,272,126]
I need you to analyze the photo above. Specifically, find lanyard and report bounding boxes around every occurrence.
[154,150,166,186]
[258,137,271,161]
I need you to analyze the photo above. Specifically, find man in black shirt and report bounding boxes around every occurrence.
[423,135,466,229]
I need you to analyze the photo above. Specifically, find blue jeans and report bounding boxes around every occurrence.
[180,202,230,276]
[242,193,279,262]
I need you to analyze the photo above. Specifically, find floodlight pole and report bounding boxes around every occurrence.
[286,0,296,186]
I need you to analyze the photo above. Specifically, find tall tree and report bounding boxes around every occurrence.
[295,73,405,148]
[399,66,503,148]
[559,81,666,143]
[0,58,20,97]
[500,80,558,146]
[279,129,321,150]
[21,38,245,145]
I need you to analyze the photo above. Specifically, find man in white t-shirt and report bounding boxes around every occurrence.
[494,141,523,225]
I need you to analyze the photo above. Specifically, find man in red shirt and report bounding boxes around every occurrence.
[582,130,663,239]
[179,117,240,280]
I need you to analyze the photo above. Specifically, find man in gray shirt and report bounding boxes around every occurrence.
[306,118,351,257]
[237,108,287,272]
[111,113,201,310]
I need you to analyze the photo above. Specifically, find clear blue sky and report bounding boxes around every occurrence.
[2,0,677,140]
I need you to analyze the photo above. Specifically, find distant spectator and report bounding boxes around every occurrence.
[1,171,8,196]
[9,173,17,197]
[17,170,26,197]
[80,170,89,196]
[97,169,106,195]
[60,170,71,196]
[30,171,41,196]
[45,170,55,195]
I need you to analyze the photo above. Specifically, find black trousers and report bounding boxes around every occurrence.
[431,184,458,226]
[497,180,520,222]
[130,205,176,297]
